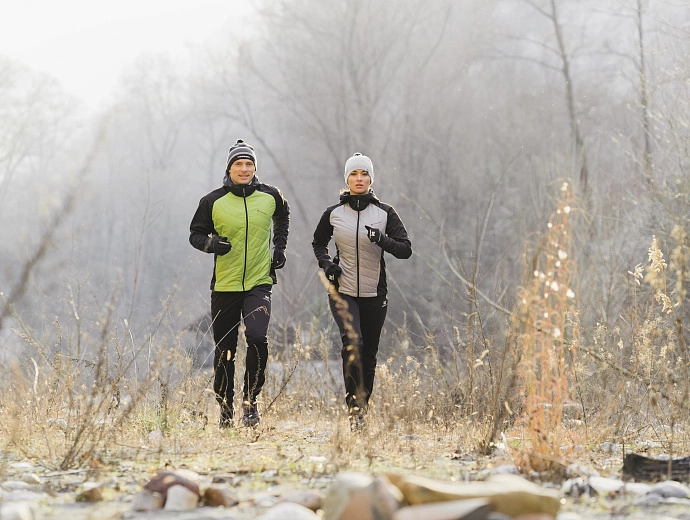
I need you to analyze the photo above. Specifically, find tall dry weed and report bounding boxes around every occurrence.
[510,180,580,473]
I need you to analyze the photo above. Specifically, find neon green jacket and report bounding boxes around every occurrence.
[189,178,290,292]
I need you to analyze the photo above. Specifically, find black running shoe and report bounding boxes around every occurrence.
[241,403,260,427]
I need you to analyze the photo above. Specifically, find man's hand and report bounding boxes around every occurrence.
[272,250,286,270]
[209,236,232,255]
[325,263,342,283]
[364,225,382,244]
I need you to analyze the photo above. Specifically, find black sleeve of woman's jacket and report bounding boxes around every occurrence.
[270,188,290,253]
[189,195,218,253]
[312,208,336,269]
[377,205,412,259]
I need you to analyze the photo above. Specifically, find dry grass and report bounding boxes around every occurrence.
[2,181,690,484]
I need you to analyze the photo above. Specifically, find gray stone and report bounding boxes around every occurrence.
[76,481,105,502]
[598,442,621,454]
[203,484,240,507]
[633,493,661,506]
[164,484,200,510]
[561,477,589,497]
[0,502,36,520]
[1,481,33,492]
[649,480,690,499]
[277,489,324,511]
[19,473,42,485]
[323,473,403,520]
[588,476,624,494]
[2,490,44,502]
[256,502,319,519]
[555,513,583,520]
[131,489,164,511]
[621,482,651,495]
[391,498,492,520]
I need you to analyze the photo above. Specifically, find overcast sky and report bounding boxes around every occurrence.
[0,0,254,108]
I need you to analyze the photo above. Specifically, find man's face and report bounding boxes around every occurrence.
[229,159,256,185]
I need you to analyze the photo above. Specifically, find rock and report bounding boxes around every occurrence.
[76,481,104,501]
[9,462,33,470]
[322,472,373,518]
[561,478,590,498]
[478,466,520,480]
[391,498,493,520]
[256,502,320,519]
[203,484,239,507]
[1,481,33,492]
[554,513,583,520]
[148,429,165,444]
[1,490,44,502]
[633,493,661,506]
[164,484,200,510]
[648,480,690,499]
[144,470,201,498]
[131,489,165,511]
[598,442,621,454]
[621,482,651,495]
[323,472,403,520]
[588,476,624,494]
[277,489,325,511]
[385,472,561,517]
[20,473,42,485]
[175,468,202,485]
[0,502,36,520]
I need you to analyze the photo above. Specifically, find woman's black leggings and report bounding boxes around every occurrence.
[329,292,388,412]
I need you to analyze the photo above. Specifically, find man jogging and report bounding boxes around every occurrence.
[189,139,290,428]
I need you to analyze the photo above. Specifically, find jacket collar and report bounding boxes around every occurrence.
[340,190,378,211]
[224,175,260,197]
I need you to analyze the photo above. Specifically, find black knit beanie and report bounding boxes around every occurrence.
[226,139,257,172]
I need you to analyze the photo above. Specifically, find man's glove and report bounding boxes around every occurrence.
[209,236,232,255]
[364,225,382,244]
[272,250,286,270]
[325,263,342,283]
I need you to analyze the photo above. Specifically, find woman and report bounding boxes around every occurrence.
[312,153,412,430]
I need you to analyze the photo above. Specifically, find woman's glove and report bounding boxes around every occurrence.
[325,263,342,283]
[364,225,382,244]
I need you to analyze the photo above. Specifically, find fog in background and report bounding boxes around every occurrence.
[2,0,690,365]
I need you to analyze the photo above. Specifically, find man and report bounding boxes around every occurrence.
[189,139,289,428]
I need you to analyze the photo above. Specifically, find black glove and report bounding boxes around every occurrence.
[324,263,342,283]
[209,236,232,255]
[364,225,382,244]
[272,250,286,270]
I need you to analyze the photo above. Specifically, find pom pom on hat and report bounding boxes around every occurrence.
[226,139,257,172]
[344,153,374,185]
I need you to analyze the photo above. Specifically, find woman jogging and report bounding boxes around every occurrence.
[312,153,412,430]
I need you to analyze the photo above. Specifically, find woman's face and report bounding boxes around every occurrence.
[347,169,371,195]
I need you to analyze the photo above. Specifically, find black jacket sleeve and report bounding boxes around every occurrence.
[189,196,217,253]
[270,188,290,252]
[378,206,412,259]
[312,207,336,269]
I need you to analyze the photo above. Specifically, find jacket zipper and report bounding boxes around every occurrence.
[355,199,360,296]
[242,187,249,291]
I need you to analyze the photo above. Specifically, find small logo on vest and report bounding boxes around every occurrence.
[382,299,388,308]
[263,295,271,303]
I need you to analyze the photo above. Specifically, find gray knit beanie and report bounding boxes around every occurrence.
[226,139,257,172]
[344,153,374,185]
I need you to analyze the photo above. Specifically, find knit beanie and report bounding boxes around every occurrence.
[344,153,374,185]
[226,139,257,172]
